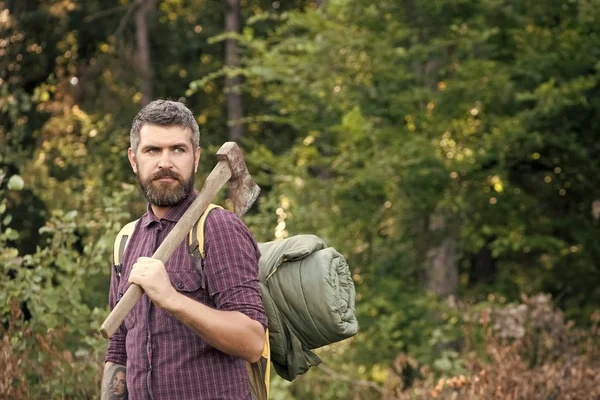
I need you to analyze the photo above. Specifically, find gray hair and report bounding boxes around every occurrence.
[130,100,200,151]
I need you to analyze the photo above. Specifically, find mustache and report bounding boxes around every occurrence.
[151,169,182,181]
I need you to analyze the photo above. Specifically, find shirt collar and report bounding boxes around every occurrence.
[139,190,198,227]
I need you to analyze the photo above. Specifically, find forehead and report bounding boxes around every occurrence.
[138,124,193,147]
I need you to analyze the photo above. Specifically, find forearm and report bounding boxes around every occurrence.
[165,292,265,363]
[101,362,127,400]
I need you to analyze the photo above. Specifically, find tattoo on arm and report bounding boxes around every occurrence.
[101,362,128,400]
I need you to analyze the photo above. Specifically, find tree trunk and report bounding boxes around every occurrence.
[425,215,458,297]
[225,0,243,141]
[135,0,154,107]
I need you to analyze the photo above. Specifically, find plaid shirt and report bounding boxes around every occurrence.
[105,192,267,400]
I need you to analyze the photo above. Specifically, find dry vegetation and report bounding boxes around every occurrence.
[383,294,600,400]
[0,300,104,399]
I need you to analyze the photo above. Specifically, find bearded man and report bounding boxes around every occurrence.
[101,100,267,400]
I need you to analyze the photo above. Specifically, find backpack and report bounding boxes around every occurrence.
[113,204,270,400]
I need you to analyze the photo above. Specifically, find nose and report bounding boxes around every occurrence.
[158,152,173,169]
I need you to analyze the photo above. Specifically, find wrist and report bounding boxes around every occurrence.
[161,289,183,313]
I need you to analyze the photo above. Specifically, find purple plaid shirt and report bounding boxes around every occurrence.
[105,192,267,400]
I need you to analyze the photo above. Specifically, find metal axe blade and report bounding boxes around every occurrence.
[216,142,261,216]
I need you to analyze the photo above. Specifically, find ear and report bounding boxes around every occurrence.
[128,148,137,173]
[194,147,201,173]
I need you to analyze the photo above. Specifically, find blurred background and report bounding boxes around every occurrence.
[1,0,600,398]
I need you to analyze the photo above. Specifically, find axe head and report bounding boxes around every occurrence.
[216,142,260,216]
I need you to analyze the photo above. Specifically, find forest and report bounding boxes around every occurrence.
[1,0,600,398]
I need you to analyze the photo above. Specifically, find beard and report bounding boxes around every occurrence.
[136,168,194,207]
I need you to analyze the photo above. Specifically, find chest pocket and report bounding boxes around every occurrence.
[169,270,206,303]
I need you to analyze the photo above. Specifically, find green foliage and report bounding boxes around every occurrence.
[232,0,600,301]
[1,163,134,397]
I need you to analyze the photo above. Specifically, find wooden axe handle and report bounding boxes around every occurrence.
[100,160,232,339]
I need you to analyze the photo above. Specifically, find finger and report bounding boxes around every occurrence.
[131,262,145,273]
[128,270,147,286]
[128,273,138,285]
[129,263,149,283]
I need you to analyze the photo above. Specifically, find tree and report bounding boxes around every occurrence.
[135,0,155,106]
[225,0,244,141]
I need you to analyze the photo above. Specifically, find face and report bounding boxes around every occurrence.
[112,371,126,395]
[128,125,200,208]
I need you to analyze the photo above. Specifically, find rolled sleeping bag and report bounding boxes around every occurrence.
[258,235,358,379]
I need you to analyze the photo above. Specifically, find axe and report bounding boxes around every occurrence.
[100,142,260,339]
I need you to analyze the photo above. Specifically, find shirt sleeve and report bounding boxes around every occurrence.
[105,253,128,365]
[203,209,268,330]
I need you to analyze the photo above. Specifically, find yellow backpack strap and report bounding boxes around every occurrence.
[187,203,223,259]
[187,203,270,400]
[113,219,139,278]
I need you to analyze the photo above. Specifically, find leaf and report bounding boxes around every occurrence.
[4,228,19,241]
[65,210,78,220]
[7,175,25,191]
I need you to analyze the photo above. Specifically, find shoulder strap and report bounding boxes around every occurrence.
[188,203,223,259]
[113,219,139,278]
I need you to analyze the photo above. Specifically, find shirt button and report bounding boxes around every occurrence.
[118,292,123,298]
[177,282,184,289]
[148,364,152,371]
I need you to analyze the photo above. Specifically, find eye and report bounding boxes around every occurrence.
[174,147,185,153]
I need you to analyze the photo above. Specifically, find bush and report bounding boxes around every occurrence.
[388,294,600,399]
[0,183,134,399]
[0,299,105,400]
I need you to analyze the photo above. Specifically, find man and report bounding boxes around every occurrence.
[102,100,267,400]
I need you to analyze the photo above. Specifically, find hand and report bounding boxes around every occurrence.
[128,257,177,309]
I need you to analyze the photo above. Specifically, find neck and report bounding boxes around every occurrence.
[151,204,170,220]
